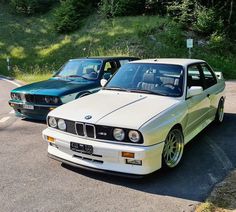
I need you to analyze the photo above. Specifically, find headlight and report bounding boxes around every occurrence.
[52,97,59,104]
[45,96,59,104]
[128,130,140,143]
[113,128,125,141]
[58,119,66,130]
[48,117,57,128]
[45,96,51,104]
[11,93,21,100]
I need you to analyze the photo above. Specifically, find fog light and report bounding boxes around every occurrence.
[49,107,55,110]
[126,159,142,166]
[47,136,55,143]
[121,152,134,158]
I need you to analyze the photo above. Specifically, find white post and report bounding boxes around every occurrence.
[7,57,11,71]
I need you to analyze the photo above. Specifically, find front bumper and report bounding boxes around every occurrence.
[42,128,165,175]
[9,100,57,120]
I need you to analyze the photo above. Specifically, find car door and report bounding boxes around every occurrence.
[199,63,218,119]
[185,63,211,137]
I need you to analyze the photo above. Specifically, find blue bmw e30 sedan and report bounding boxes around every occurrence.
[9,56,139,120]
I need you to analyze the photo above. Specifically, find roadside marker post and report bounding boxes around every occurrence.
[7,57,11,71]
[187,39,193,58]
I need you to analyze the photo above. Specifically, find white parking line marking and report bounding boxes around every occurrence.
[0,117,10,123]
[9,110,15,114]
[0,77,21,87]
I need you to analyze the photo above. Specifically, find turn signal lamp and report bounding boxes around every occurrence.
[47,136,55,143]
[121,152,134,158]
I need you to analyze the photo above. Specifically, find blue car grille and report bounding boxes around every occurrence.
[25,94,45,104]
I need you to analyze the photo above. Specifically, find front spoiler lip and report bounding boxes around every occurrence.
[48,153,145,179]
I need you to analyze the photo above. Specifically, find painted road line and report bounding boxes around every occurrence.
[0,117,10,123]
[0,77,21,87]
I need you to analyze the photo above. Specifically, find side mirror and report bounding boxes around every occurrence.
[100,79,108,87]
[187,86,203,98]
[103,73,112,80]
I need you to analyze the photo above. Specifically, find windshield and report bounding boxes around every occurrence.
[105,63,184,97]
[55,59,102,80]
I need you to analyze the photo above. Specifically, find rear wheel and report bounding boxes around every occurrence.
[162,128,184,168]
[215,98,225,124]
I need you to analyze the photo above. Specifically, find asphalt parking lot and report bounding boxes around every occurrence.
[0,78,236,212]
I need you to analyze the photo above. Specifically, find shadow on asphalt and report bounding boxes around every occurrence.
[21,118,46,125]
[62,113,236,205]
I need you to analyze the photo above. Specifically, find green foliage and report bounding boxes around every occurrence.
[167,0,196,26]
[0,4,235,81]
[9,0,55,15]
[53,0,92,33]
[99,0,146,18]
[145,0,168,15]
[13,64,53,83]
[193,6,223,35]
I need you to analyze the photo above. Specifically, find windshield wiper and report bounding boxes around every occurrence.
[65,75,95,80]
[104,87,129,92]
[129,89,168,96]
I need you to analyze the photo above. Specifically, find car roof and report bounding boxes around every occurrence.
[130,58,205,66]
[69,56,140,61]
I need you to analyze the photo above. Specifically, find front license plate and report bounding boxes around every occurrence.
[23,104,34,110]
[70,142,93,154]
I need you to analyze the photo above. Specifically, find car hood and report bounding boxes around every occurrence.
[49,90,180,129]
[11,78,98,96]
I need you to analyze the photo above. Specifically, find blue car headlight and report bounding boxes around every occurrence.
[11,93,21,100]
[44,96,60,104]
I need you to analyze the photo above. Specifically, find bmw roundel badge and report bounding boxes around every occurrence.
[85,115,92,120]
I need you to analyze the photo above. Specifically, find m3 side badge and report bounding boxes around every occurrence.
[85,115,92,120]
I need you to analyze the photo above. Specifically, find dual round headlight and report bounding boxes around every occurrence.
[48,117,57,128]
[113,128,125,141]
[11,93,21,100]
[113,128,141,143]
[45,96,59,104]
[58,119,66,131]
[48,117,66,131]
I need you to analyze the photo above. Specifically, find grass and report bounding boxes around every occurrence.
[0,4,236,82]
[196,171,236,212]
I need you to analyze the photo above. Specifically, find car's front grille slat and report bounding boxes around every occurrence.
[85,124,95,138]
[75,123,85,136]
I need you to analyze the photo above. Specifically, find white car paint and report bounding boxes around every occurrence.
[42,59,225,176]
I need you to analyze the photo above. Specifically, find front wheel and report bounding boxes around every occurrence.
[215,98,225,124]
[162,128,184,169]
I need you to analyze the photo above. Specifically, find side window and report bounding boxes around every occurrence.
[104,61,118,75]
[201,63,217,88]
[187,65,204,88]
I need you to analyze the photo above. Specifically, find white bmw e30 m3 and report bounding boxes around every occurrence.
[42,58,225,177]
